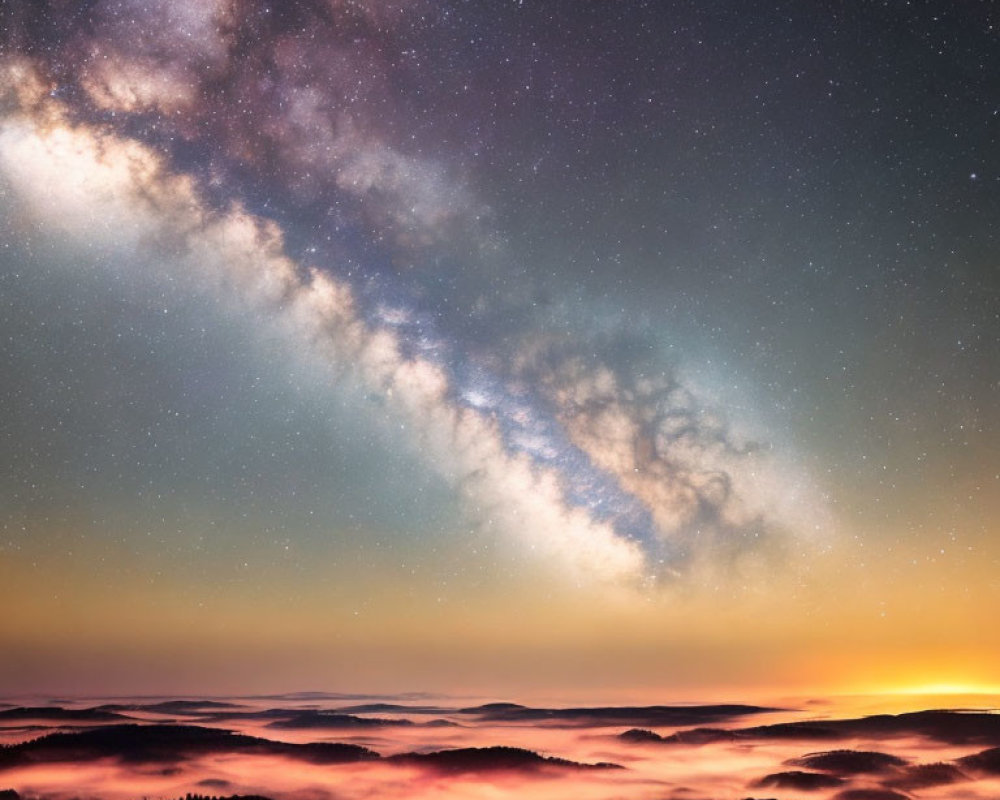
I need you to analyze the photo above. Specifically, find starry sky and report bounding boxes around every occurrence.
[0,0,997,698]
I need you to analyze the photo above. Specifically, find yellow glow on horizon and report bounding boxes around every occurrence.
[878,682,1000,696]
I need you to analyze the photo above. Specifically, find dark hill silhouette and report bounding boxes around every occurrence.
[618,726,773,745]
[459,702,527,713]
[335,703,446,715]
[461,703,774,727]
[0,701,777,732]
[886,762,969,789]
[265,711,414,729]
[619,728,667,743]
[330,701,770,727]
[97,701,244,715]
[186,708,428,729]
[387,745,622,773]
[619,710,1000,746]
[789,750,909,775]
[0,724,378,768]
[191,708,310,722]
[752,770,845,789]
[957,745,1000,774]
[810,710,1000,744]
[0,723,617,776]
[832,790,910,800]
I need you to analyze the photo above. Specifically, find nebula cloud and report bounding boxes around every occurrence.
[0,1,830,588]
[0,69,642,583]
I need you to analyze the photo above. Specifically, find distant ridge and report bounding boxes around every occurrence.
[618,709,1000,746]
[0,724,619,774]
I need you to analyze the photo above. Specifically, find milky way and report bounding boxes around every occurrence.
[1,0,840,583]
[1,1,998,695]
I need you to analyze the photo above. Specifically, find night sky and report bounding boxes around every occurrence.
[1,1,997,697]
